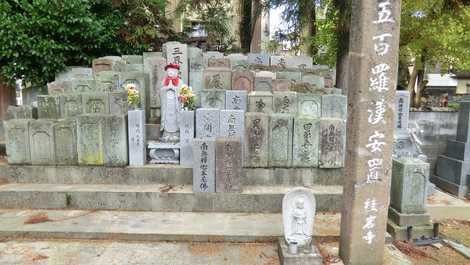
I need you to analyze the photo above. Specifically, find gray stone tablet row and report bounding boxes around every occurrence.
[194,109,346,169]
[4,115,128,166]
[37,92,128,119]
[200,90,347,119]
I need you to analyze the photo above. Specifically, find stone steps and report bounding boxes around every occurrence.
[0,163,343,186]
[0,209,340,242]
[0,183,342,213]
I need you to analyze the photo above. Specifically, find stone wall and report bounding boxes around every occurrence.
[409,111,458,172]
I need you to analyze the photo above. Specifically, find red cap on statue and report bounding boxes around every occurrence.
[165,63,180,71]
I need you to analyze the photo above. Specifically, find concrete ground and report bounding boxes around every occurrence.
[0,239,416,265]
[0,240,280,265]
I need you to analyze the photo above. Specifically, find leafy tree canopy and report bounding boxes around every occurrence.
[0,0,171,87]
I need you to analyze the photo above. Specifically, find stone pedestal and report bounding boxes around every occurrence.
[148,141,180,164]
[386,220,435,241]
[278,240,323,265]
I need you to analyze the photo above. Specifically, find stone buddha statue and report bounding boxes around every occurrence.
[160,63,183,143]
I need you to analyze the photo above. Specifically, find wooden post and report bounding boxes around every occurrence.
[339,0,401,264]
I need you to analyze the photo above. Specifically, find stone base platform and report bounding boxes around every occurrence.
[0,163,343,186]
[431,175,469,199]
[0,183,342,213]
[388,207,430,227]
[0,209,341,243]
[386,220,435,241]
[278,240,323,265]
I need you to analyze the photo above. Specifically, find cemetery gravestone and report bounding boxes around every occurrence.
[232,71,254,91]
[219,110,245,141]
[6,106,33,120]
[248,92,274,114]
[166,42,188,83]
[272,79,292,92]
[293,117,320,167]
[274,92,297,114]
[201,90,226,109]
[196,108,220,139]
[208,58,231,68]
[254,76,273,92]
[248,53,270,66]
[37,95,61,119]
[128,110,146,166]
[285,56,313,70]
[108,92,128,116]
[53,119,78,165]
[60,94,83,118]
[144,56,166,108]
[71,79,96,93]
[225,90,248,111]
[203,51,224,67]
[77,115,105,165]
[216,138,242,193]
[321,94,347,120]
[244,112,269,167]
[193,138,216,192]
[277,71,302,83]
[29,120,56,165]
[47,80,72,94]
[82,93,110,114]
[103,115,128,166]
[269,114,294,167]
[94,71,120,92]
[4,119,31,164]
[203,68,231,90]
[189,47,204,106]
[319,118,345,168]
[297,94,322,118]
[179,110,195,166]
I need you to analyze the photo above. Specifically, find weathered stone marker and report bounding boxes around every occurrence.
[339,0,401,264]
[215,137,242,192]
[244,112,269,167]
[192,138,216,192]
[179,110,195,166]
[269,114,294,167]
[128,110,146,166]
[29,120,56,165]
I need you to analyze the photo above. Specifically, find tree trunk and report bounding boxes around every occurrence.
[299,0,316,56]
[239,0,252,52]
[334,0,351,91]
[407,65,418,106]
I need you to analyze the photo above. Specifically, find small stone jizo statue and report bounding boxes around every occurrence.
[160,63,183,143]
[282,187,316,254]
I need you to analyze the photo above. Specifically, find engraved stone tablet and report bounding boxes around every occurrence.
[4,119,31,164]
[216,137,242,192]
[225,90,248,111]
[248,91,273,113]
[244,112,269,167]
[274,92,297,114]
[297,93,322,118]
[319,118,346,168]
[196,108,220,139]
[201,90,226,109]
[193,138,216,192]
[269,114,294,167]
[293,117,319,167]
[53,119,78,165]
[29,120,56,165]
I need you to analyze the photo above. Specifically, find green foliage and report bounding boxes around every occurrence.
[448,102,460,111]
[400,0,470,72]
[0,0,170,87]
[311,0,338,66]
[178,0,234,50]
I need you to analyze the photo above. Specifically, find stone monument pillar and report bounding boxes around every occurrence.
[339,0,401,264]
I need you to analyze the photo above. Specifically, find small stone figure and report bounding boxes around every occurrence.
[161,63,183,143]
[279,187,323,265]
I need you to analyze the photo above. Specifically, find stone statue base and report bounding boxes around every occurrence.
[148,141,180,164]
[278,239,323,265]
[160,131,180,144]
